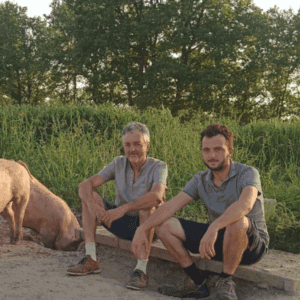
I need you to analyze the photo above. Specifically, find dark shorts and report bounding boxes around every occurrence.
[179,217,268,265]
[102,199,157,241]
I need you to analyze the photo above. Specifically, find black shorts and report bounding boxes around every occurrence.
[179,217,268,265]
[102,199,157,241]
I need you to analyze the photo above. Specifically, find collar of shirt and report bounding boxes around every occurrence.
[205,160,238,187]
[126,155,149,173]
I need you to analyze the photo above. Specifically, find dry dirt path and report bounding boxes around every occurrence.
[0,216,299,300]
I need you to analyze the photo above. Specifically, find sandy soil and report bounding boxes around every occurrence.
[0,215,299,300]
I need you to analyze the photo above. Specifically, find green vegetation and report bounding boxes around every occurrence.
[0,104,299,253]
[1,1,300,121]
[2,0,299,255]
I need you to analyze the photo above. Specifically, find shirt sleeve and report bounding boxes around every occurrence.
[182,175,200,200]
[97,157,117,182]
[239,167,262,196]
[153,161,168,185]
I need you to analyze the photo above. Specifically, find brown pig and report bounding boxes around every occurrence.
[16,161,83,251]
[0,159,31,244]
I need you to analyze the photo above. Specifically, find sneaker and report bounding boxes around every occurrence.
[158,276,209,298]
[215,276,238,300]
[66,255,101,276]
[126,270,149,290]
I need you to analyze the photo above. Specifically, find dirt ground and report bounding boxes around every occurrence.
[0,215,299,300]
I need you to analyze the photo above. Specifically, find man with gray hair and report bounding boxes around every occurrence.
[67,122,168,290]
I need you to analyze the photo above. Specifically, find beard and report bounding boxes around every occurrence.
[128,154,140,163]
[203,155,230,172]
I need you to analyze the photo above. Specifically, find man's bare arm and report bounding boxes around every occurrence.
[131,192,193,257]
[101,183,167,228]
[209,186,258,231]
[121,183,166,214]
[137,192,193,233]
[198,186,258,260]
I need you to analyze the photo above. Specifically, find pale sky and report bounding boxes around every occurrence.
[5,0,300,18]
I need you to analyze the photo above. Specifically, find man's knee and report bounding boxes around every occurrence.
[155,219,171,236]
[79,186,104,206]
[155,218,187,242]
[226,217,249,235]
[92,191,105,207]
[78,181,88,200]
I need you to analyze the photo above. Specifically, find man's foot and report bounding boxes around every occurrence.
[125,270,149,290]
[158,276,209,298]
[66,255,101,276]
[215,276,238,300]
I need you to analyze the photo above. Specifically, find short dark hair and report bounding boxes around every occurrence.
[200,123,233,151]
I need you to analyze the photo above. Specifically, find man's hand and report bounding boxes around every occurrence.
[101,207,126,228]
[131,226,150,259]
[199,226,218,260]
[95,206,106,224]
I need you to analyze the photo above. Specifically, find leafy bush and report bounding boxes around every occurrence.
[0,104,299,253]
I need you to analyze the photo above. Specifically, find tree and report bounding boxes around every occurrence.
[0,1,55,104]
[259,8,300,119]
[47,0,300,119]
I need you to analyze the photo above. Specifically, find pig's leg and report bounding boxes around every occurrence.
[1,201,16,244]
[14,192,30,244]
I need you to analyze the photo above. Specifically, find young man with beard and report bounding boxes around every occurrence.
[67,122,167,290]
[131,123,269,300]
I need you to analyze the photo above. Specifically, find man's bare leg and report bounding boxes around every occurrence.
[156,217,194,267]
[222,217,249,275]
[137,207,156,259]
[81,191,106,260]
[126,207,158,289]
[155,218,209,297]
[213,217,249,300]
[66,191,105,275]
[132,207,156,276]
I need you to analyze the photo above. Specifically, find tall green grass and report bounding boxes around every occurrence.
[0,104,299,253]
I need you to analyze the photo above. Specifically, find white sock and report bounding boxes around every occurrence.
[134,259,148,275]
[85,242,97,261]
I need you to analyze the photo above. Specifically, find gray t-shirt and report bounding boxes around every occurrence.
[98,156,168,216]
[183,161,269,245]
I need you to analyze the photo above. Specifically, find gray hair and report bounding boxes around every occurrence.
[122,122,150,142]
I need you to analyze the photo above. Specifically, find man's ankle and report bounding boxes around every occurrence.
[134,259,148,275]
[183,263,206,286]
[85,242,97,261]
[220,272,232,279]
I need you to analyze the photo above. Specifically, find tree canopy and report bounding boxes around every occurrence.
[1,0,300,121]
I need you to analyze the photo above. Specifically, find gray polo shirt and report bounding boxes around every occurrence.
[98,156,168,217]
[183,160,269,245]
